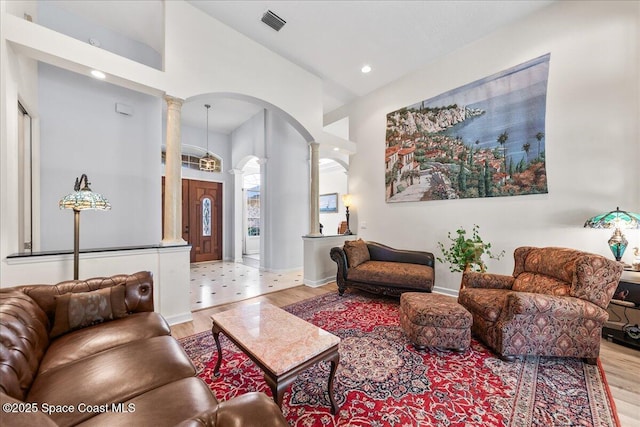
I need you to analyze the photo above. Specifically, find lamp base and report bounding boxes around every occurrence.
[608,228,628,262]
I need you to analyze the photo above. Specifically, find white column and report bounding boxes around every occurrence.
[162,95,186,245]
[229,168,245,263]
[308,141,321,237]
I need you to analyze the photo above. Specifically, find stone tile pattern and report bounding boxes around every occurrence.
[190,261,302,310]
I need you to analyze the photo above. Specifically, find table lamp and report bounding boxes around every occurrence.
[59,174,111,279]
[342,194,353,235]
[584,207,640,262]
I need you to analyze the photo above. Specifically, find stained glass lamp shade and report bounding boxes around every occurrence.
[59,174,111,279]
[584,207,640,262]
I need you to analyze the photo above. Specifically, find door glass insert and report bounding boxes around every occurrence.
[202,197,212,237]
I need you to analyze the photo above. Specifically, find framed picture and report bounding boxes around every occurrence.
[385,53,550,203]
[319,193,338,213]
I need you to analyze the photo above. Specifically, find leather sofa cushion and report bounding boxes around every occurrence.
[77,377,217,427]
[38,312,171,375]
[50,284,128,338]
[0,290,50,400]
[344,239,370,267]
[458,288,508,323]
[27,336,196,426]
[347,261,433,289]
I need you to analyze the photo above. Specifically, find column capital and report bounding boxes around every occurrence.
[164,95,184,108]
[309,141,320,148]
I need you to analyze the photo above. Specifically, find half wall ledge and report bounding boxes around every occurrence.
[303,234,358,287]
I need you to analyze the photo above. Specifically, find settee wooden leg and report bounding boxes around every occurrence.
[584,357,597,365]
[413,344,427,351]
[500,354,516,362]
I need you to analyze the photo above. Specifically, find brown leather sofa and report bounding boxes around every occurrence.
[330,239,435,296]
[0,271,288,427]
[458,247,623,364]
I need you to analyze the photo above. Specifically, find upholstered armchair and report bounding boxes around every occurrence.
[458,246,623,364]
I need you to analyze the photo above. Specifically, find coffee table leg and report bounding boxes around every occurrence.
[211,323,223,377]
[263,375,285,409]
[327,350,340,415]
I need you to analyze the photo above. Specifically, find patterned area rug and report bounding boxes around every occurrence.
[179,292,620,427]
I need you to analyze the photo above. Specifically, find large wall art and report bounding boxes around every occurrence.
[385,54,550,202]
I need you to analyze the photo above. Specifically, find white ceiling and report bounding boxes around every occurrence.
[49,0,554,133]
[188,0,554,113]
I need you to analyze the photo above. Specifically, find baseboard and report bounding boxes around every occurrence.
[165,312,193,326]
[433,286,459,297]
[303,276,335,287]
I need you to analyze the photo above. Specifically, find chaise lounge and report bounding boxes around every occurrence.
[330,239,435,297]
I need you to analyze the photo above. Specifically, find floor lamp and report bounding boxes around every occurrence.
[59,174,111,279]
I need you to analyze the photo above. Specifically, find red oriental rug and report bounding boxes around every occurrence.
[179,292,620,427]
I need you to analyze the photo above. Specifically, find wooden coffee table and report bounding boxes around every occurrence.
[210,302,341,414]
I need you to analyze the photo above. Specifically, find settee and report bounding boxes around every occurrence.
[458,246,623,364]
[330,239,435,296]
[0,271,288,427]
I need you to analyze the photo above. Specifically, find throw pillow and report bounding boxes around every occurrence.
[50,284,128,338]
[344,239,370,268]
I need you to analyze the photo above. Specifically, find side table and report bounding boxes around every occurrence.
[603,271,640,350]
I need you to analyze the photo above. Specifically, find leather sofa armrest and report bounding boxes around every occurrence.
[177,392,288,427]
[503,292,608,322]
[19,271,155,321]
[366,242,434,267]
[461,272,514,290]
[330,246,349,278]
[1,393,58,427]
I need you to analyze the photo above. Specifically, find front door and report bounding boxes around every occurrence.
[189,180,223,262]
[162,178,223,263]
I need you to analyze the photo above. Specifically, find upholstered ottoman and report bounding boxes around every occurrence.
[400,292,472,352]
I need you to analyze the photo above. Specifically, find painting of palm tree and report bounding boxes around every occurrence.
[385,54,550,202]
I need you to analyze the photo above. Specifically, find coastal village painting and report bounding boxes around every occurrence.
[385,54,550,202]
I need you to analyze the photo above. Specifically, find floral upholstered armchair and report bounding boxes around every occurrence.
[458,246,623,364]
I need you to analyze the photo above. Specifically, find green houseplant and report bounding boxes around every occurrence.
[437,224,504,273]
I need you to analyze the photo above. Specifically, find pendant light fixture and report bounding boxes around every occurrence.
[199,103,218,172]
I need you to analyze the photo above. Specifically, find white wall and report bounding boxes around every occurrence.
[341,1,640,293]
[263,110,309,271]
[39,62,162,251]
[231,109,310,271]
[37,1,162,70]
[319,164,348,235]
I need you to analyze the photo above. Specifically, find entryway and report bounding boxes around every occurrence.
[162,178,222,262]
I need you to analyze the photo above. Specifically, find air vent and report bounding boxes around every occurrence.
[261,10,286,32]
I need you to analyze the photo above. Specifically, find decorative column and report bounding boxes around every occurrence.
[308,141,321,236]
[162,95,187,245]
[229,168,245,262]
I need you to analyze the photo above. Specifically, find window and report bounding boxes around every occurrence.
[246,186,260,236]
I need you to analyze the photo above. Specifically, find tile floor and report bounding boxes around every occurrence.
[189,259,304,311]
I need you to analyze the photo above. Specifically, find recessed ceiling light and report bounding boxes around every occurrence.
[361,65,372,74]
[90,70,106,79]
[333,147,340,151]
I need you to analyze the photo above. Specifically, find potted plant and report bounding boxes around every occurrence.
[437,224,504,273]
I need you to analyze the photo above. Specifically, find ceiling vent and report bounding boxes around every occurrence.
[261,10,286,32]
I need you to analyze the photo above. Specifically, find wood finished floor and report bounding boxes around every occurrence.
[172,283,640,426]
